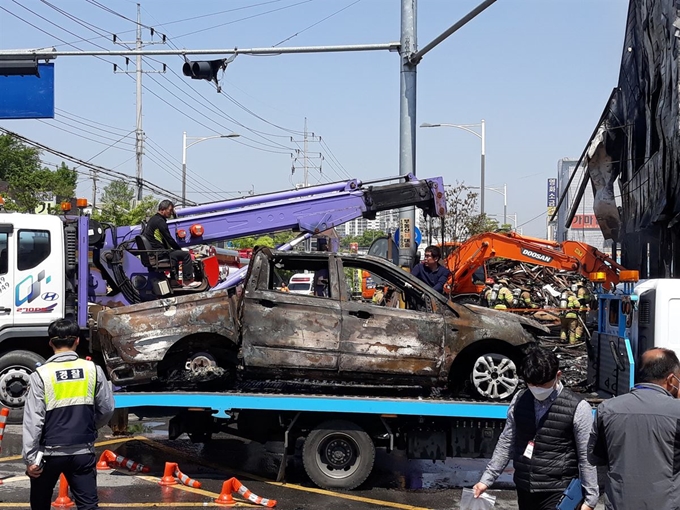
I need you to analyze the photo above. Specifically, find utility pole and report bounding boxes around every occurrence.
[398,0,417,268]
[135,4,143,201]
[91,170,98,210]
[291,118,323,251]
[112,4,166,202]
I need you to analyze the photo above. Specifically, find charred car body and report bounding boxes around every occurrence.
[98,249,548,400]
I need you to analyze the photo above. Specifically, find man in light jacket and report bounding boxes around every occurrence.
[588,348,680,510]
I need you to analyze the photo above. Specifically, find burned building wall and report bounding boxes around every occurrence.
[583,0,680,276]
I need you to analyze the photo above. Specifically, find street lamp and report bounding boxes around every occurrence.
[182,131,240,206]
[420,120,486,215]
[471,184,506,225]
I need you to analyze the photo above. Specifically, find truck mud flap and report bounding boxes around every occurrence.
[593,332,634,397]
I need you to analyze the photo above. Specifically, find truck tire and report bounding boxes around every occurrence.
[302,420,375,490]
[0,351,45,424]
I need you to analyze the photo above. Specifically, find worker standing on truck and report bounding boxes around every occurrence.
[588,348,680,510]
[410,245,451,294]
[23,319,115,510]
[559,286,580,344]
[473,348,598,510]
[143,200,201,288]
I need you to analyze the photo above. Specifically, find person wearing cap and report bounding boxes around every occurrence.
[22,319,115,510]
[488,278,513,310]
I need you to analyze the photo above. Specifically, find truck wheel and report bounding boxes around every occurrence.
[470,352,519,401]
[0,351,45,423]
[302,420,375,490]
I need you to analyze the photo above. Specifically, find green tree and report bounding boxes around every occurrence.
[93,180,157,226]
[253,235,275,248]
[0,134,77,212]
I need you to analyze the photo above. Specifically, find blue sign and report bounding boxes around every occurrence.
[0,63,55,119]
[547,178,557,207]
[394,226,422,247]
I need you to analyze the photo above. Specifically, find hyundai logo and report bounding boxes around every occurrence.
[41,292,59,302]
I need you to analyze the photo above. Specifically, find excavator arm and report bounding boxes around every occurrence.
[445,231,623,296]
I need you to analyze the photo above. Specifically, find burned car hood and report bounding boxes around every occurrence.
[455,302,551,336]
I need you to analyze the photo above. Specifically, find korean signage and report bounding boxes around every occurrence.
[547,178,557,207]
[571,214,600,230]
[398,218,412,250]
[0,63,55,119]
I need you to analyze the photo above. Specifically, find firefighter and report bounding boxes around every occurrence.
[573,281,591,342]
[485,278,513,310]
[515,287,538,309]
[559,286,580,344]
[23,319,115,510]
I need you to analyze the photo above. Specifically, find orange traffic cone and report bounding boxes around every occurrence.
[108,453,150,473]
[232,477,277,508]
[214,478,235,506]
[96,450,115,470]
[174,465,201,488]
[159,462,178,486]
[52,474,74,508]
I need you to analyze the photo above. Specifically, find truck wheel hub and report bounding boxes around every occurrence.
[0,367,31,406]
[324,439,354,469]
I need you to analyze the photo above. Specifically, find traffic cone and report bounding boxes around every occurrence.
[0,407,9,455]
[174,465,201,488]
[96,450,116,470]
[109,453,150,473]
[159,462,178,486]
[52,474,74,508]
[214,478,235,506]
[232,477,277,508]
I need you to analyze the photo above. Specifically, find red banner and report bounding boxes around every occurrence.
[571,214,600,230]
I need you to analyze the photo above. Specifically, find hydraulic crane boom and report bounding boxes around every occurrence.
[91,174,446,307]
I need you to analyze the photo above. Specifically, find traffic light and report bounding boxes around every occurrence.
[0,57,39,77]
[182,59,225,82]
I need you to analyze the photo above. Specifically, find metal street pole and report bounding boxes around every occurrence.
[398,0,417,268]
[503,182,506,226]
[182,132,240,206]
[480,119,485,216]
[420,120,486,214]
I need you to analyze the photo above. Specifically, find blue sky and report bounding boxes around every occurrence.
[0,0,629,237]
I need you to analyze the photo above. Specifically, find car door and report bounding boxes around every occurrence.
[240,251,342,373]
[0,226,13,329]
[337,258,446,381]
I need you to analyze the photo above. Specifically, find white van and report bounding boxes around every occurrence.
[287,273,314,295]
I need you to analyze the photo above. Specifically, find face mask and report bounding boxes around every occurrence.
[528,381,555,401]
[670,375,680,398]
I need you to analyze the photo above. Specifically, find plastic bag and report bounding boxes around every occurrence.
[459,488,496,510]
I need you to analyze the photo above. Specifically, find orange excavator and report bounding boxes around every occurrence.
[444,231,626,298]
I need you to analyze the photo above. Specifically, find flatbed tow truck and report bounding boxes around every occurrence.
[113,390,511,490]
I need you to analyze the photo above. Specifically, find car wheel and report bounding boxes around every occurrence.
[302,420,375,490]
[471,352,519,400]
[0,351,45,423]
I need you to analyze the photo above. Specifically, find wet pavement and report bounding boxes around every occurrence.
[0,415,529,510]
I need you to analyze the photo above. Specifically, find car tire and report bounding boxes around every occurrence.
[0,350,45,424]
[302,420,375,490]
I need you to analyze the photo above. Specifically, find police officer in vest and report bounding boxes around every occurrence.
[23,319,115,510]
[472,348,598,510]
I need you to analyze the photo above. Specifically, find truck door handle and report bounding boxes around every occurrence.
[349,310,372,319]
[0,307,10,314]
[259,299,276,308]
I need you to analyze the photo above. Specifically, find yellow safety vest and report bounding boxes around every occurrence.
[38,358,96,412]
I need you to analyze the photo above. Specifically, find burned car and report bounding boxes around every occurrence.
[97,249,548,400]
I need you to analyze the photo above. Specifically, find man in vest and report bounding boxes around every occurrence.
[588,348,680,510]
[22,319,115,510]
[472,348,598,510]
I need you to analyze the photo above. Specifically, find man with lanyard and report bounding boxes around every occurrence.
[588,348,680,510]
[473,348,598,510]
[23,319,115,510]
[410,245,451,294]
